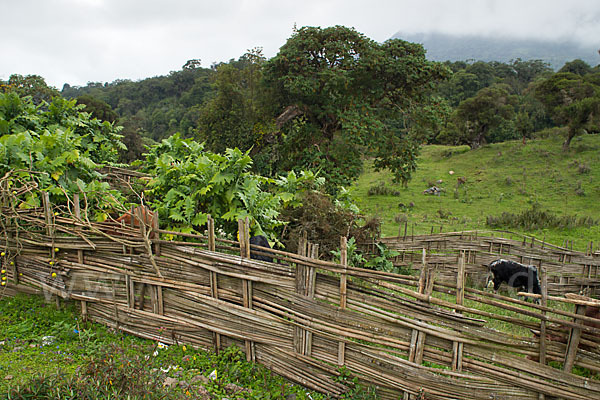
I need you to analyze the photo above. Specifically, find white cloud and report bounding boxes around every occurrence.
[1,0,598,88]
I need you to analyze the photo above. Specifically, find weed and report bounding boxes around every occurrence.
[334,366,379,400]
[437,209,452,219]
[570,159,591,174]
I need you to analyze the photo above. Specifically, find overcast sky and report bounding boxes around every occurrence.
[2,0,599,89]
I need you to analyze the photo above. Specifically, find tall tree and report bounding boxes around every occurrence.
[452,84,517,149]
[196,48,272,155]
[76,94,119,123]
[534,72,600,150]
[264,25,449,188]
[3,74,60,104]
[559,59,592,76]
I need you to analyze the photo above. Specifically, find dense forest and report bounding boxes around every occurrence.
[3,25,600,195]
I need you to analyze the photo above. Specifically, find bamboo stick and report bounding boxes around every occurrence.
[338,236,348,366]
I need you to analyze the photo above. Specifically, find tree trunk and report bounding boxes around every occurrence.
[470,127,488,149]
[562,127,575,151]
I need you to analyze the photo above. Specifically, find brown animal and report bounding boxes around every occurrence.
[116,205,156,229]
[103,205,157,238]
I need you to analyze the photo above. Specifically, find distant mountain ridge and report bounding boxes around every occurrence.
[393,32,600,70]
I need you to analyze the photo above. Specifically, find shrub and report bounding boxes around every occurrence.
[280,191,378,257]
[367,182,400,196]
[486,203,598,230]
[394,213,408,224]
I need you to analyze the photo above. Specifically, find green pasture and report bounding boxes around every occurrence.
[352,134,600,251]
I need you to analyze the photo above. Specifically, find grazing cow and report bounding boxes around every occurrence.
[487,259,542,298]
[249,235,273,263]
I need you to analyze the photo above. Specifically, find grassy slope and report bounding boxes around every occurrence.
[352,134,600,250]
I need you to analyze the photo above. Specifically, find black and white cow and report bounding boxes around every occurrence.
[487,259,542,299]
[249,235,273,263]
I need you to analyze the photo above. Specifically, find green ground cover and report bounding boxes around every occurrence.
[0,294,367,399]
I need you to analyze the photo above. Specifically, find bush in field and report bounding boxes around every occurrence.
[367,182,400,196]
[0,93,126,218]
[486,203,598,230]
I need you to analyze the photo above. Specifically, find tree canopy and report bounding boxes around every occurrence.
[452,84,518,148]
[534,72,600,150]
[263,25,450,187]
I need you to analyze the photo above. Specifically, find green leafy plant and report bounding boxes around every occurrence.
[331,237,368,269]
[0,93,126,219]
[334,366,379,400]
[365,242,402,273]
[141,133,281,237]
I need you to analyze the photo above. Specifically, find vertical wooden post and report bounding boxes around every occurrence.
[157,285,164,315]
[564,304,586,373]
[415,268,434,365]
[126,275,134,309]
[242,279,254,362]
[418,248,427,294]
[138,283,147,311]
[208,215,216,252]
[150,285,158,314]
[295,235,308,354]
[111,280,119,328]
[304,244,318,357]
[238,218,254,362]
[456,251,465,305]
[338,237,348,366]
[452,251,465,372]
[42,192,58,304]
[74,194,86,313]
[152,210,160,257]
[42,192,56,257]
[81,299,88,322]
[208,215,221,352]
[538,266,548,400]
[406,248,430,400]
[238,218,250,259]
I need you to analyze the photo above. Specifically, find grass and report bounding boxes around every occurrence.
[352,134,600,251]
[0,294,374,399]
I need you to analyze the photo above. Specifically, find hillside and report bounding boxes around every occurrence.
[353,133,600,250]
[393,32,600,69]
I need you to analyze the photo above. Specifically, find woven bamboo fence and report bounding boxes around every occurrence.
[1,197,600,399]
[377,228,600,296]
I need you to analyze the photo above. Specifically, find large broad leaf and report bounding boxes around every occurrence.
[221,208,239,221]
[169,210,185,222]
[210,172,235,185]
[191,212,208,226]
[198,185,213,195]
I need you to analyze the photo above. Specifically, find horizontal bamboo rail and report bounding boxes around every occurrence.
[1,197,600,399]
